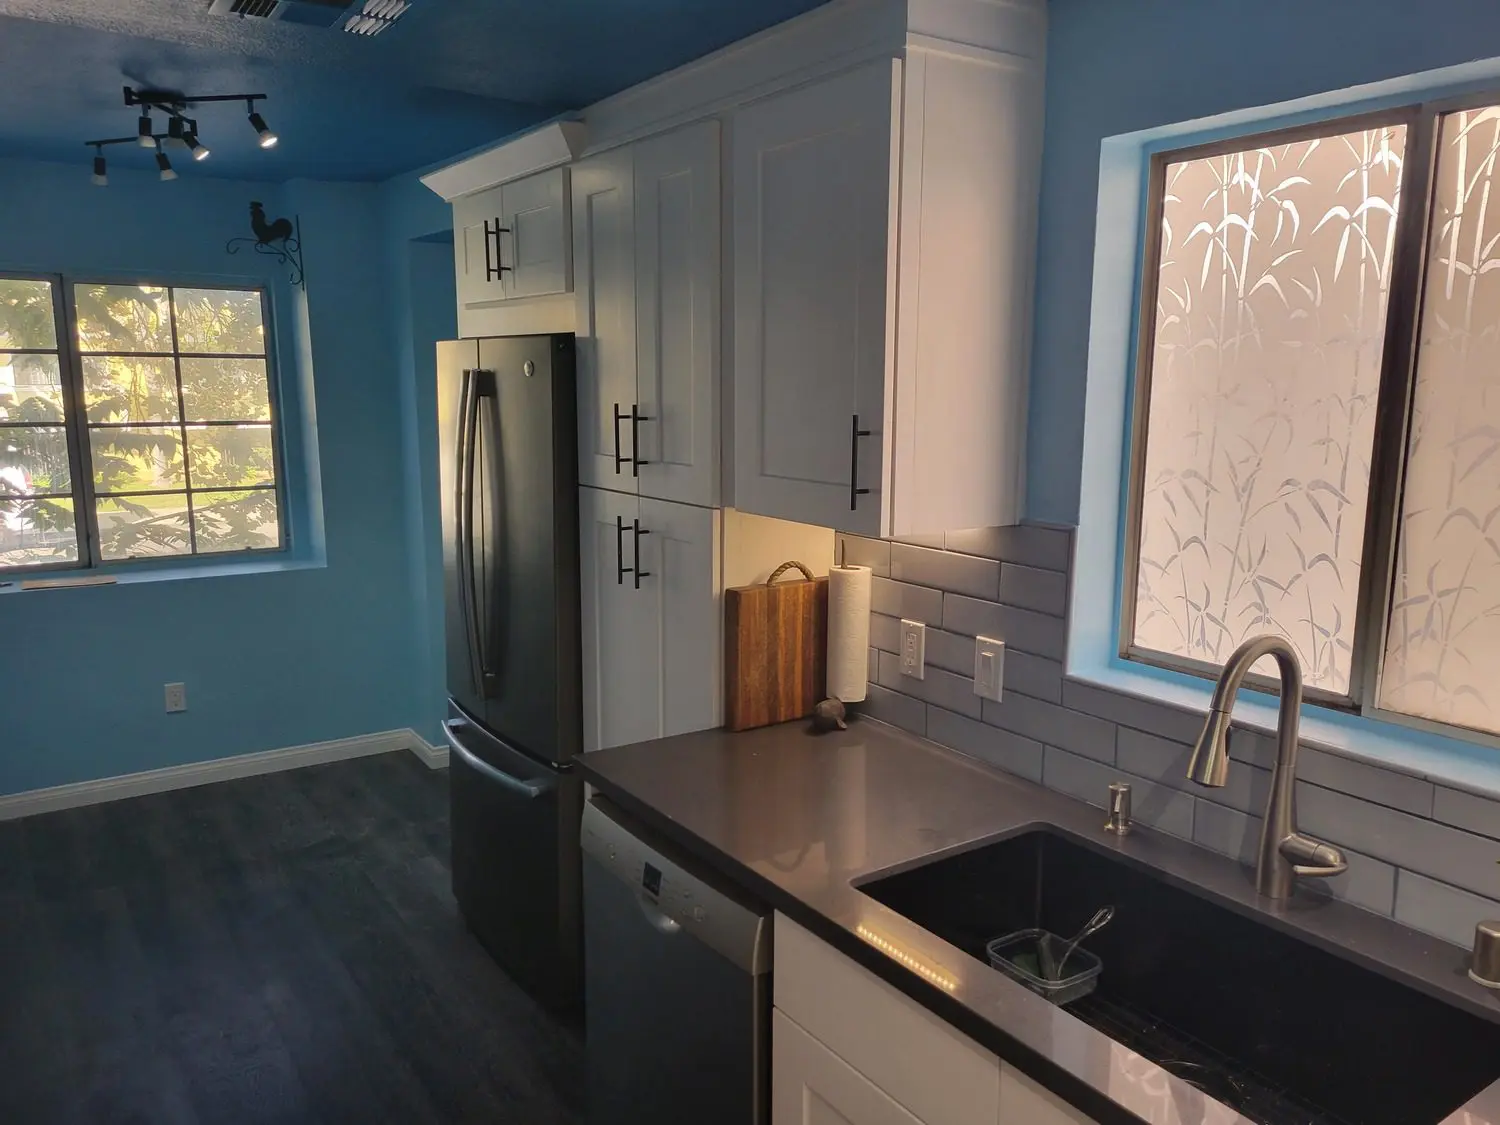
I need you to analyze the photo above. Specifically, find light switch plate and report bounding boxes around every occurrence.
[900,619,926,679]
[973,636,1005,701]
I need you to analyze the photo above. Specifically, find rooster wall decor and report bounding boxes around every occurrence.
[226,201,305,289]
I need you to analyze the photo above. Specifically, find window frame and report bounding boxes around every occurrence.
[1116,94,1500,743]
[0,272,289,573]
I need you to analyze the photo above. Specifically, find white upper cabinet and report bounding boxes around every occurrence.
[732,46,1042,537]
[579,487,721,752]
[454,166,573,313]
[572,120,721,507]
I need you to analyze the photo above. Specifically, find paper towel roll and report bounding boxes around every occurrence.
[826,564,873,703]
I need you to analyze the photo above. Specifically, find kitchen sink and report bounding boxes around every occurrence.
[857,828,1500,1125]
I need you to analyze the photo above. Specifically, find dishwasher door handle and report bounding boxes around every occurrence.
[637,891,682,935]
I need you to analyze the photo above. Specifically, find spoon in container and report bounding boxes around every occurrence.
[1050,905,1115,980]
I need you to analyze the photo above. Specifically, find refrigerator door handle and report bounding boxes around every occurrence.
[444,720,552,800]
[457,370,500,698]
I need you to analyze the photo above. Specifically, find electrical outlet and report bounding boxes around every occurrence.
[164,682,187,713]
[973,636,1005,702]
[900,619,926,679]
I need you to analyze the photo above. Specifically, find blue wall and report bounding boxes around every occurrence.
[0,156,453,795]
[1027,0,1500,523]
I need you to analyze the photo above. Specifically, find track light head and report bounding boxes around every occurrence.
[183,123,210,162]
[248,110,277,149]
[155,145,178,182]
[165,116,187,150]
[137,113,154,148]
[90,148,107,187]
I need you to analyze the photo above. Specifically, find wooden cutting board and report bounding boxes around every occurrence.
[724,562,829,731]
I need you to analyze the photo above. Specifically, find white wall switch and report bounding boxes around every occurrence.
[899,619,927,679]
[164,682,187,713]
[974,637,1005,702]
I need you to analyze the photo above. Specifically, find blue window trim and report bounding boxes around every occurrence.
[1070,54,1500,800]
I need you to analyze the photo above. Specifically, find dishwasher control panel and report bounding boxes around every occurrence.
[582,795,771,975]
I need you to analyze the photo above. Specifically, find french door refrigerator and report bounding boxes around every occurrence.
[437,334,582,1017]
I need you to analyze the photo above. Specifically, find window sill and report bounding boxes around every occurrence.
[1068,654,1500,803]
[0,552,326,593]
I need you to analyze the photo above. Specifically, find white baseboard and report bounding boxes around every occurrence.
[0,728,436,822]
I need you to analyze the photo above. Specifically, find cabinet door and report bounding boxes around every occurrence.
[453,184,509,310]
[579,487,656,752]
[637,497,720,738]
[732,60,900,536]
[572,147,639,492]
[635,120,721,508]
[501,167,572,299]
[773,1010,922,1125]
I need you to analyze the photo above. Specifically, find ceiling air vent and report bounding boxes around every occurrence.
[205,0,409,33]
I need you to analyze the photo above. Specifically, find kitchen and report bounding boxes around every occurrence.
[1,1,1499,1123]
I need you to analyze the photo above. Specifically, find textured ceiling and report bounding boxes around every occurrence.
[0,0,831,181]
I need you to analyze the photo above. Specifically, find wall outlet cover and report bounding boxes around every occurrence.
[164,682,187,714]
[974,637,1005,702]
[900,618,927,680]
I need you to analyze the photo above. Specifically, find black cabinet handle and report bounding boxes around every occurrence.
[612,403,625,475]
[632,519,652,590]
[483,219,512,282]
[630,405,650,477]
[850,413,872,510]
[615,515,628,585]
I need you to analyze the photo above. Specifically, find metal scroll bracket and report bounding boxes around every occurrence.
[227,207,305,289]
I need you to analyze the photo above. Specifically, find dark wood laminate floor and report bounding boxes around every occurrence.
[0,752,584,1125]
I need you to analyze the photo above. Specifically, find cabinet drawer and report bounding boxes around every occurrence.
[999,1066,1100,1125]
[773,1009,922,1125]
[774,913,999,1125]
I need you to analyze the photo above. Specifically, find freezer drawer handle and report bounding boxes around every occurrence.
[444,720,552,800]
[483,219,512,282]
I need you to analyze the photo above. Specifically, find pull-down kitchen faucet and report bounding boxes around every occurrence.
[1187,635,1348,900]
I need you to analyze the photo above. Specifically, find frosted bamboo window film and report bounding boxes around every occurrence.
[1129,124,1408,695]
[1381,106,1500,736]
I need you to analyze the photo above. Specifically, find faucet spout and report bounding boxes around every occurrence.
[1186,635,1346,900]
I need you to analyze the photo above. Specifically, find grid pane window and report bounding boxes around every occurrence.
[1130,123,1408,694]
[78,284,282,560]
[0,275,284,573]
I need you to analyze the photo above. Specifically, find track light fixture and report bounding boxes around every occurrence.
[84,87,277,184]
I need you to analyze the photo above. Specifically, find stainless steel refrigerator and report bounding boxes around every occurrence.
[436,334,582,1017]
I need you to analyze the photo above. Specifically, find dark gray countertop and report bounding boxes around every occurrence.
[578,716,1500,1125]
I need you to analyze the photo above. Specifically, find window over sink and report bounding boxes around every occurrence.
[0,277,284,572]
[1123,99,1500,744]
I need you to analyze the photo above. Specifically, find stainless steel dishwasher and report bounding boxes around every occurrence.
[581,794,771,1125]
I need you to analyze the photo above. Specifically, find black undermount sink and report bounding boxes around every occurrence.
[857,829,1500,1125]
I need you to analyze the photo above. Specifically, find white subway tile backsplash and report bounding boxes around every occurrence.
[1394,871,1500,949]
[984,693,1115,763]
[943,594,1066,660]
[854,523,1500,947]
[871,577,943,623]
[870,613,901,653]
[999,563,1068,616]
[944,525,1072,571]
[877,652,982,720]
[861,684,926,737]
[835,533,891,576]
[891,543,1000,600]
[1433,785,1500,841]
[1298,783,1500,902]
[927,706,1044,783]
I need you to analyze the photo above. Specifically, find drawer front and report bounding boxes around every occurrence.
[999,1066,1101,1125]
[774,913,999,1125]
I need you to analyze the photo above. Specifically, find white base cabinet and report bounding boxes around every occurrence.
[573,120,721,507]
[579,486,721,752]
[772,914,1099,1125]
